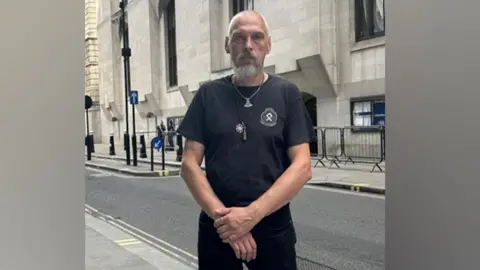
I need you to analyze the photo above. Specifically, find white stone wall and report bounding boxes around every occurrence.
[85,0,100,103]
[317,0,386,127]
[95,0,386,144]
[85,0,102,141]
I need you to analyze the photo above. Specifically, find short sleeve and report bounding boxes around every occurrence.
[284,84,317,148]
[176,86,206,145]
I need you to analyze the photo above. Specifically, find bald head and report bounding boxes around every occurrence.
[227,10,269,37]
[224,10,272,81]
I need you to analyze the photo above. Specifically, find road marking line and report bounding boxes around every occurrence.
[114,237,142,246]
[85,167,141,179]
[115,238,138,243]
[158,170,170,176]
[91,172,110,177]
[304,185,385,199]
[118,241,142,246]
[85,204,99,213]
[351,183,370,192]
[107,219,198,268]
[112,218,197,260]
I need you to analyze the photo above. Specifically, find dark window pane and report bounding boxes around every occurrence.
[373,116,385,126]
[373,101,385,115]
[355,0,385,40]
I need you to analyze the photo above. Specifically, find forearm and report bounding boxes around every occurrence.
[180,162,225,218]
[248,160,312,219]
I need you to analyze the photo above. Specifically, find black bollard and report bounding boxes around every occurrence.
[176,134,183,162]
[132,135,137,166]
[90,134,95,153]
[161,134,166,171]
[123,131,131,165]
[139,135,147,158]
[109,133,116,155]
[123,132,128,151]
[150,138,154,171]
[86,135,92,161]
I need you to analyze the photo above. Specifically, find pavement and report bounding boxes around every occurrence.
[85,168,385,270]
[85,157,180,177]
[85,208,193,270]
[86,144,385,195]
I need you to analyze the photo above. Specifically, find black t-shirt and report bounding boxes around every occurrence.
[177,74,316,241]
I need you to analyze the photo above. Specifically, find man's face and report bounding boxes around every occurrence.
[225,14,271,73]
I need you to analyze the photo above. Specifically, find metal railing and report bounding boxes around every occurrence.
[312,126,386,172]
[108,125,386,173]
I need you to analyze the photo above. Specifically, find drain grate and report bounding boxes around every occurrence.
[240,255,337,270]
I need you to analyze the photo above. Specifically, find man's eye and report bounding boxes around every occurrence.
[251,33,262,40]
[233,36,245,42]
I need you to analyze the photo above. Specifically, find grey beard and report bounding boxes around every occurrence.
[233,65,259,81]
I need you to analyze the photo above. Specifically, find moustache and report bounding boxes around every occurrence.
[239,55,256,60]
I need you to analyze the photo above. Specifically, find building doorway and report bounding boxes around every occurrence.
[165,116,184,151]
[302,92,318,155]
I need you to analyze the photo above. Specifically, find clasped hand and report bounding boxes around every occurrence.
[213,207,260,262]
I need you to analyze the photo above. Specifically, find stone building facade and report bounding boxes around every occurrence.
[85,0,102,141]
[95,0,386,154]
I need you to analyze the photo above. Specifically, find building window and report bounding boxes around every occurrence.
[355,0,385,41]
[351,97,385,128]
[166,0,177,87]
[231,0,254,16]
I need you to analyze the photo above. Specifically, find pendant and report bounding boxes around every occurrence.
[235,123,244,134]
[244,98,253,107]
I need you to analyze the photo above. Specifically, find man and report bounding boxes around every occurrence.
[177,10,315,270]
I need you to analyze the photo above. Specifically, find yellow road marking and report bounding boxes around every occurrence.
[114,238,141,246]
[350,183,370,192]
[158,170,170,176]
[118,241,141,246]
[115,238,137,243]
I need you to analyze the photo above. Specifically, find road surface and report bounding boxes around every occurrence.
[85,168,385,270]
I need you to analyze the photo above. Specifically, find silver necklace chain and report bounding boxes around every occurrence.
[232,74,266,108]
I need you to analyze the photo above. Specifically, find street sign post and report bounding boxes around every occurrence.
[129,90,138,166]
[129,90,138,105]
[150,136,166,171]
[119,0,132,166]
[152,136,163,150]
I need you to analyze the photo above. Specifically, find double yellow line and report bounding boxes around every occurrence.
[157,170,170,176]
[350,183,369,192]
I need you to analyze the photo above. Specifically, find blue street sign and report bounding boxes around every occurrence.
[152,136,163,150]
[129,90,139,105]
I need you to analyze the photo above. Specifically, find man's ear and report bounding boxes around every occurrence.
[224,36,230,54]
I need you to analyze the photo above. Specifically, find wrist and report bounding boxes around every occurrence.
[205,200,226,219]
[247,201,266,223]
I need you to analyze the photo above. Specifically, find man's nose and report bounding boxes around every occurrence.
[245,36,254,49]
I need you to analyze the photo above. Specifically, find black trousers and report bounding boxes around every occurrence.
[197,220,298,270]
